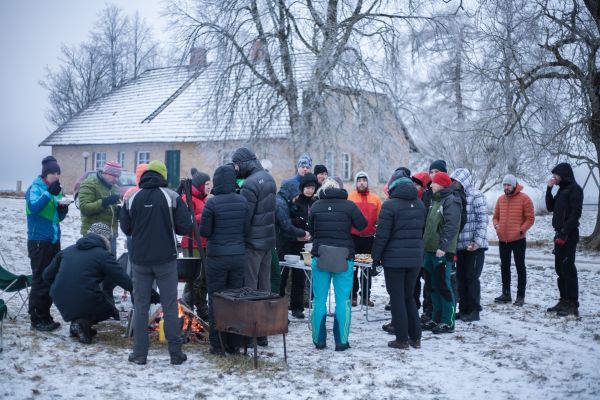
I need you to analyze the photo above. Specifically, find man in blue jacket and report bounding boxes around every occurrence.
[25,156,69,331]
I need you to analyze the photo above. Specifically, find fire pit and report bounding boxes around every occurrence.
[212,287,288,368]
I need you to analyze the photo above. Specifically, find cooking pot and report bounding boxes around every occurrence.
[177,257,200,282]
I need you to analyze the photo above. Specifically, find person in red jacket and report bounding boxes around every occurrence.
[411,171,431,200]
[181,170,211,318]
[492,174,535,306]
[348,171,382,307]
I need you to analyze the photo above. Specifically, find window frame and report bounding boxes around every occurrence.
[93,152,106,171]
[136,151,150,166]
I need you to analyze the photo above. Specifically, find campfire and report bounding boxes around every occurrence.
[146,300,209,343]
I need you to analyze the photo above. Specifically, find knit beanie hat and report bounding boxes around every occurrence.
[231,147,257,164]
[300,173,318,191]
[355,171,369,182]
[192,171,210,190]
[314,164,328,175]
[41,156,61,177]
[502,174,517,187]
[297,154,313,169]
[432,172,452,188]
[87,222,112,241]
[102,161,122,178]
[147,160,168,180]
[429,159,447,173]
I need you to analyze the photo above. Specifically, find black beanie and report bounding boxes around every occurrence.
[314,164,328,175]
[41,156,61,177]
[300,173,319,191]
[192,171,211,189]
[429,159,447,173]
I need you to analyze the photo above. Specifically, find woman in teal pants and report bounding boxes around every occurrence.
[308,179,367,351]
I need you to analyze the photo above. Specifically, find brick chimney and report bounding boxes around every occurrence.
[189,47,207,68]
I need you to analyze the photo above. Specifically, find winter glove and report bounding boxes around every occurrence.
[554,237,567,247]
[150,289,161,305]
[57,204,69,216]
[47,181,62,196]
[101,194,120,208]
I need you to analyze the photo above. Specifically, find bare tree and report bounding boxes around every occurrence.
[128,11,160,79]
[92,5,130,88]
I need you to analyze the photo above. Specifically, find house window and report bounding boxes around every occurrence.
[341,153,352,181]
[118,152,125,169]
[137,151,150,166]
[93,152,106,171]
[324,151,335,177]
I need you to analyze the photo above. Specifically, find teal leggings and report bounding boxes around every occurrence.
[423,252,455,327]
[311,258,354,346]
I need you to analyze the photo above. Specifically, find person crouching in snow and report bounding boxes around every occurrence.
[43,223,133,344]
[422,172,462,334]
[308,178,367,351]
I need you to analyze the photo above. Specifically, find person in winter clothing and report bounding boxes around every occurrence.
[372,176,426,349]
[25,156,68,331]
[276,179,311,318]
[412,172,431,201]
[43,223,134,344]
[120,160,193,365]
[422,172,462,334]
[181,170,211,319]
[231,147,276,346]
[309,179,367,351]
[282,154,313,188]
[546,163,583,317]
[493,175,535,306]
[123,163,148,202]
[450,168,489,322]
[348,171,382,307]
[314,164,329,185]
[199,164,250,354]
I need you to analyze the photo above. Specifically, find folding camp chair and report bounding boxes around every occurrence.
[0,267,32,320]
[0,299,6,352]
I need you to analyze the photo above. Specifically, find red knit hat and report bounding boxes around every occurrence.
[102,161,122,177]
[432,172,452,188]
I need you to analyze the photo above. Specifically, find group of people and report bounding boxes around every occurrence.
[24,148,584,363]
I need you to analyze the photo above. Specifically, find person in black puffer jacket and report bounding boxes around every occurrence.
[231,147,277,300]
[199,164,250,354]
[545,162,583,317]
[43,223,133,344]
[371,177,426,350]
[308,178,367,351]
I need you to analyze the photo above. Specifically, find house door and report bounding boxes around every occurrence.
[165,150,180,189]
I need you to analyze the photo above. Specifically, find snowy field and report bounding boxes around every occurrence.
[1,197,600,400]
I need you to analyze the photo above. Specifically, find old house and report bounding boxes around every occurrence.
[40,54,416,193]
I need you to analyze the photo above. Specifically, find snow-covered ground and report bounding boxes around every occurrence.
[1,197,599,400]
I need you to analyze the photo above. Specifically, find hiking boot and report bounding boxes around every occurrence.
[557,301,579,317]
[513,296,525,307]
[170,352,188,365]
[388,340,409,350]
[382,322,394,334]
[31,319,61,332]
[432,323,455,334]
[257,337,268,347]
[421,320,437,331]
[76,319,93,344]
[361,298,375,307]
[461,311,480,322]
[69,322,81,337]
[128,353,147,365]
[314,342,326,350]
[420,313,432,323]
[291,310,305,319]
[547,299,566,313]
[494,293,512,304]
[409,339,421,349]
[335,343,351,351]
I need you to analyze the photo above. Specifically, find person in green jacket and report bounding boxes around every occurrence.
[422,172,462,334]
[79,161,123,303]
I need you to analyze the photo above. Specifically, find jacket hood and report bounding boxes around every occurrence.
[300,173,319,191]
[434,186,455,200]
[135,163,148,185]
[32,176,48,189]
[389,178,418,200]
[139,170,168,188]
[318,187,348,200]
[387,167,411,188]
[76,233,108,250]
[450,168,474,192]
[232,147,263,178]
[278,180,301,203]
[507,183,524,196]
[552,162,575,186]
[412,171,431,188]
[212,165,237,195]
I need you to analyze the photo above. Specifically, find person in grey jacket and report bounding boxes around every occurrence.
[450,168,488,323]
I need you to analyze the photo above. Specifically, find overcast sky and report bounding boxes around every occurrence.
[0,0,167,190]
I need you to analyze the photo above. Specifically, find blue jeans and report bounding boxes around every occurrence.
[311,258,354,346]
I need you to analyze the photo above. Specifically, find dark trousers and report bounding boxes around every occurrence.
[352,236,374,300]
[278,244,305,311]
[456,248,485,314]
[414,268,433,313]
[101,236,119,303]
[384,267,421,342]
[27,240,60,322]
[499,239,527,298]
[554,232,579,304]
[206,255,245,350]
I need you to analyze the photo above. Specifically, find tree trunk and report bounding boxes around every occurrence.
[583,143,600,250]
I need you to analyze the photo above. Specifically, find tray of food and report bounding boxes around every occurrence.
[354,254,373,264]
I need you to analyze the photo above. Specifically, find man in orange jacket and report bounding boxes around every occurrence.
[349,171,382,307]
[492,174,535,306]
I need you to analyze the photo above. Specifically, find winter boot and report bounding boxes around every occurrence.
[432,323,455,334]
[128,353,147,365]
[257,337,268,347]
[388,340,409,350]
[421,320,437,331]
[314,342,326,350]
[76,319,93,344]
[409,339,421,349]
[494,292,512,304]
[557,301,579,317]
[547,299,567,313]
[291,310,305,319]
[382,322,394,334]
[31,318,60,332]
[335,343,351,351]
[170,352,188,365]
[513,296,525,307]
[69,321,81,338]
[461,311,480,322]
